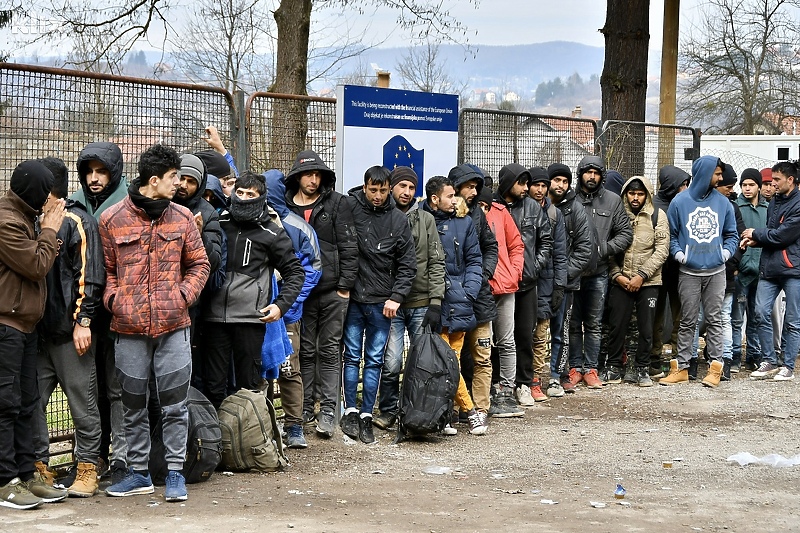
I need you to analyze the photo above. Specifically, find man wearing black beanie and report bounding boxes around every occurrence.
[0,160,67,508]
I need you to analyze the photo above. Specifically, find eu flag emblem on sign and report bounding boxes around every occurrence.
[383,135,424,183]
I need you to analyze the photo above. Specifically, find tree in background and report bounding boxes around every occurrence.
[678,0,800,134]
[394,41,464,95]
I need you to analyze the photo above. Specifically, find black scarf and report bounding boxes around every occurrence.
[229,193,267,223]
[128,179,171,220]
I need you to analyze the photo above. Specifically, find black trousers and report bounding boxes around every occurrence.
[0,326,39,485]
[201,322,267,410]
[606,284,659,369]
[514,287,538,386]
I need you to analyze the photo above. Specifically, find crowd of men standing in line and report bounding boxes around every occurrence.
[1,126,799,509]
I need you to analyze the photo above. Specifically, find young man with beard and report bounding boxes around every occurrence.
[650,165,690,376]
[374,167,445,431]
[546,164,594,393]
[100,144,210,501]
[732,168,768,371]
[342,167,416,444]
[284,150,358,438]
[422,175,488,435]
[607,177,669,387]
[661,156,739,388]
[448,164,498,418]
[202,172,305,410]
[743,161,800,382]
[757,167,785,362]
[0,160,66,509]
[494,164,553,406]
[527,167,568,399]
[570,156,632,389]
[72,142,129,485]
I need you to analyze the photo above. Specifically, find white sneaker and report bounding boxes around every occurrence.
[515,384,536,407]
[751,362,780,379]
[773,367,794,381]
[442,424,457,436]
[546,379,565,398]
[467,410,488,436]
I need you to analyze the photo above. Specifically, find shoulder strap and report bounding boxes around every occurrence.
[547,203,558,227]
[651,207,659,229]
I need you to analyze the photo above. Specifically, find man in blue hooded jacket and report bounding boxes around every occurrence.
[264,170,322,448]
[662,156,739,387]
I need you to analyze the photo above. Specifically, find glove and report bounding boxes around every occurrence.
[422,304,442,331]
[550,286,565,313]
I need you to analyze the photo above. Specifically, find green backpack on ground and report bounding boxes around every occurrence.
[218,389,288,472]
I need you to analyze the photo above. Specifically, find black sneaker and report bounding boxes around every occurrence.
[601,366,623,385]
[340,412,360,440]
[54,464,76,490]
[316,409,335,438]
[358,416,376,445]
[688,358,699,380]
[636,368,654,387]
[110,461,128,486]
[302,410,316,425]
[721,360,732,382]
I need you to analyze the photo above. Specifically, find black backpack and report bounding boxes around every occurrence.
[149,387,222,484]
[397,331,460,441]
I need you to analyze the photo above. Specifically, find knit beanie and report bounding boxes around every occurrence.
[11,160,54,210]
[720,163,737,187]
[547,163,572,186]
[740,168,762,188]
[390,166,418,188]
[528,166,550,185]
[195,150,233,179]
[179,154,206,184]
[760,168,773,183]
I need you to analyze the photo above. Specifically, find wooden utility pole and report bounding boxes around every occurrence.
[658,0,680,168]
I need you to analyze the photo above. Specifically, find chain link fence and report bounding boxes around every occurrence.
[597,120,700,189]
[246,92,337,175]
[0,63,235,193]
[458,108,598,180]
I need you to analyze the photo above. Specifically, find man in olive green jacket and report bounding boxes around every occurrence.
[605,176,669,386]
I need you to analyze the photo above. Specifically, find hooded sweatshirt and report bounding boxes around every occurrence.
[72,142,129,219]
[667,156,739,275]
[284,150,358,295]
[264,170,322,325]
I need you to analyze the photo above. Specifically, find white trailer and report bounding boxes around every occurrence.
[700,135,800,172]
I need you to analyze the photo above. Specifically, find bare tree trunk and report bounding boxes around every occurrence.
[600,0,649,177]
[270,0,312,171]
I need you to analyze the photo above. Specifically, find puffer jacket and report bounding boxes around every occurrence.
[39,199,106,344]
[285,150,359,295]
[653,165,690,288]
[99,195,210,337]
[204,203,306,324]
[495,163,553,291]
[753,186,800,280]
[554,189,594,290]
[486,201,524,295]
[403,202,446,309]
[538,197,568,319]
[72,142,129,219]
[422,201,482,332]
[736,194,768,287]
[449,164,498,323]
[0,190,60,334]
[576,160,633,276]
[609,177,669,287]
[347,187,417,304]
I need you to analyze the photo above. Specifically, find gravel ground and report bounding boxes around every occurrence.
[5,362,800,532]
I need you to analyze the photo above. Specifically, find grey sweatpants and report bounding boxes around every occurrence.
[493,293,517,390]
[676,271,725,369]
[34,337,101,464]
[115,328,191,473]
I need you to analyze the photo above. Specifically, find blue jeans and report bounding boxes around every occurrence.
[569,274,607,370]
[732,278,760,366]
[378,306,426,416]
[342,301,391,415]
[754,277,800,371]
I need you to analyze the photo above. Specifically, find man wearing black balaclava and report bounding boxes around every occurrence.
[202,171,305,411]
[0,160,67,509]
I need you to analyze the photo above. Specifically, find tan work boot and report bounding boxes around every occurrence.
[702,360,724,388]
[34,461,54,486]
[659,359,688,385]
[67,462,98,498]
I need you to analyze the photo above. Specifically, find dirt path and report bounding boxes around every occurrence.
[5,368,800,532]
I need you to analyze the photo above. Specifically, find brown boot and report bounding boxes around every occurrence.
[702,360,724,388]
[659,359,688,385]
[34,461,55,486]
[67,462,98,498]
